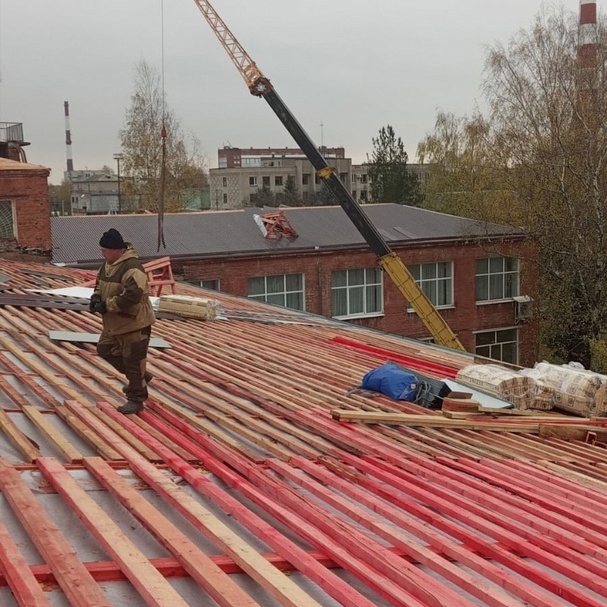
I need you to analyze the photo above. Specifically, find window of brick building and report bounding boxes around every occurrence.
[407,261,453,310]
[302,174,310,185]
[248,273,305,311]
[222,177,227,187]
[199,279,220,291]
[0,200,15,238]
[331,268,383,319]
[249,176,258,187]
[475,328,518,364]
[262,176,270,188]
[274,176,283,187]
[476,257,519,302]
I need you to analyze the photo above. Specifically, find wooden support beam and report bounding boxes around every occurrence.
[83,456,264,607]
[0,458,112,607]
[94,401,329,607]
[283,456,551,607]
[21,406,82,463]
[331,409,541,432]
[55,404,121,461]
[128,404,380,607]
[36,457,191,607]
[0,517,52,606]
[0,408,40,463]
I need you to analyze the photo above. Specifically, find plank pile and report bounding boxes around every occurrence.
[158,295,220,320]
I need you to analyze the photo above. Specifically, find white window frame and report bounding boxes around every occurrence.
[476,256,519,303]
[199,279,220,291]
[407,261,453,311]
[0,199,16,239]
[331,267,384,320]
[248,273,305,311]
[249,176,258,187]
[474,327,519,364]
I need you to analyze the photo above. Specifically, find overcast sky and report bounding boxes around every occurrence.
[0,0,569,184]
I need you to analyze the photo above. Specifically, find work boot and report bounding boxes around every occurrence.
[122,371,154,395]
[118,401,144,415]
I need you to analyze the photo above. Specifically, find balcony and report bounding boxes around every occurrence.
[0,122,28,145]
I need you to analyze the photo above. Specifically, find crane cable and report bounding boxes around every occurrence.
[157,0,167,251]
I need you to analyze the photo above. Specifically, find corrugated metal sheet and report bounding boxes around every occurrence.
[1,258,605,606]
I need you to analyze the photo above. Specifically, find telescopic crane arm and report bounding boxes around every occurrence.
[192,0,465,351]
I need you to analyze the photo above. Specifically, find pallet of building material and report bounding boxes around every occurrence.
[456,364,554,411]
[521,362,607,418]
[157,295,219,320]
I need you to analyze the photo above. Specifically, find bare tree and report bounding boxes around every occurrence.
[419,7,607,367]
[119,60,207,213]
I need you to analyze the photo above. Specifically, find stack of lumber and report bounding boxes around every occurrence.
[157,295,219,320]
[441,391,480,413]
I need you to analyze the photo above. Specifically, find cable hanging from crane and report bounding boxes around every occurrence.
[157,0,167,251]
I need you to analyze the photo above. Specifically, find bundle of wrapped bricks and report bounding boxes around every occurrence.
[521,362,607,417]
[158,295,220,320]
[456,364,555,411]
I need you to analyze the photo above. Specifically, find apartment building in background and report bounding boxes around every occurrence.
[209,146,430,209]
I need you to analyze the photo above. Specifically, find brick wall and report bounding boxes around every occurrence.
[180,238,540,366]
[0,167,52,252]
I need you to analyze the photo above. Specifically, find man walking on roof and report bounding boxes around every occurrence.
[90,228,155,414]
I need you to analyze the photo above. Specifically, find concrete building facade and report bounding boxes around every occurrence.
[210,146,429,209]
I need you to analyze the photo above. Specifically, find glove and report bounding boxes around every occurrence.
[89,294,107,314]
[89,293,101,313]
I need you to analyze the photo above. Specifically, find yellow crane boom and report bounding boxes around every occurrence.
[192,0,465,351]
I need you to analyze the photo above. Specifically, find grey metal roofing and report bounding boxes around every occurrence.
[51,203,524,265]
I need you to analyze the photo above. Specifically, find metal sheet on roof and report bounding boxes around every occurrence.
[48,330,171,348]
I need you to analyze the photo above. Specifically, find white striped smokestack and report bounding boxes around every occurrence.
[579,0,598,69]
[64,100,74,174]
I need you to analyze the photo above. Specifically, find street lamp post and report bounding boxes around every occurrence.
[113,153,124,213]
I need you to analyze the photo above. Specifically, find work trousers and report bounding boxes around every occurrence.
[97,326,152,404]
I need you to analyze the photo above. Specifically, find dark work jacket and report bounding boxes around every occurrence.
[94,246,156,336]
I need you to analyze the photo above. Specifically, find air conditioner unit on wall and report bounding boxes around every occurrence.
[513,295,533,322]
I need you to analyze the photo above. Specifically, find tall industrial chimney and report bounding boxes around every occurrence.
[64,100,74,174]
[579,1,598,70]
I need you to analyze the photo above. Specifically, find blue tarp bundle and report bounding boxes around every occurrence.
[360,362,451,409]
[361,362,419,401]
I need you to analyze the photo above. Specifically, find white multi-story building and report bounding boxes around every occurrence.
[209,146,429,210]
[210,146,373,209]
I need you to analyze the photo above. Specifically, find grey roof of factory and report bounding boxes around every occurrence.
[51,203,524,265]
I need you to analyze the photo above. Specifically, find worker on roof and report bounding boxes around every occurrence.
[90,228,156,414]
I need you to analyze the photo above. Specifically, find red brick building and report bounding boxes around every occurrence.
[0,157,52,255]
[51,205,540,366]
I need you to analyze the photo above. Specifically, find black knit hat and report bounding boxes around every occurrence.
[99,228,126,249]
